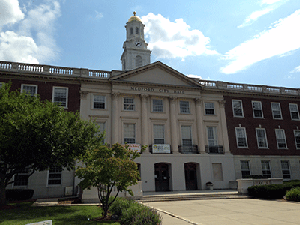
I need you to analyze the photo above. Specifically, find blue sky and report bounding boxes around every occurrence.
[0,0,300,88]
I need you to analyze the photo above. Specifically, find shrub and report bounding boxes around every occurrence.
[110,197,132,217]
[6,189,34,201]
[286,187,300,202]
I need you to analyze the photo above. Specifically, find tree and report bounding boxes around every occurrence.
[0,84,103,206]
[76,143,142,219]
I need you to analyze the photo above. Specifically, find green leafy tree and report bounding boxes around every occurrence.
[0,84,103,206]
[76,143,142,219]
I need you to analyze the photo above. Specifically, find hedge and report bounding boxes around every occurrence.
[286,187,300,202]
[6,189,34,201]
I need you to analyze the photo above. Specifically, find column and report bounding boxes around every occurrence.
[195,98,206,154]
[170,97,179,153]
[111,92,119,144]
[218,100,230,153]
[141,94,150,153]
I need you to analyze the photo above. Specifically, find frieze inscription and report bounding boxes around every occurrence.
[130,87,184,94]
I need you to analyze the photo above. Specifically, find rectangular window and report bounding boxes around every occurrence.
[261,161,271,178]
[124,123,135,144]
[281,160,291,179]
[207,127,218,146]
[152,99,163,112]
[153,124,164,144]
[271,103,282,119]
[48,166,62,185]
[93,95,105,109]
[124,97,135,111]
[181,126,192,147]
[205,102,215,115]
[256,128,268,148]
[180,101,190,114]
[53,87,68,107]
[235,127,248,148]
[21,84,37,96]
[14,168,29,186]
[232,100,244,117]
[252,101,263,118]
[289,103,299,120]
[275,129,287,149]
[241,161,250,178]
[294,130,300,149]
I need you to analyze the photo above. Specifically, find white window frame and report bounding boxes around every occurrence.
[180,100,190,114]
[97,121,106,144]
[205,102,215,115]
[281,160,291,179]
[13,168,29,187]
[52,87,68,108]
[181,125,193,147]
[289,103,300,120]
[124,97,135,111]
[261,160,271,178]
[294,130,300,149]
[47,166,62,186]
[252,101,263,118]
[93,95,106,109]
[275,129,287,149]
[207,126,218,146]
[153,124,165,144]
[21,84,37,97]
[256,128,268,148]
[232,100,244,117]
[124,123,136,144]
[235,127,248,148]
[240,160,251,178]
[152,99,163,112]
[271,102,282,119]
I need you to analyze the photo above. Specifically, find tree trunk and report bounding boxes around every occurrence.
[0,175,7,206]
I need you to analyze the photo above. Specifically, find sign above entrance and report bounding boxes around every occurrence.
[130,87,184,94]
[152,144,171,154]
[123,144,142,153]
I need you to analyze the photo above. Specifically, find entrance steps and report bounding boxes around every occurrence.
[138,190,247,202]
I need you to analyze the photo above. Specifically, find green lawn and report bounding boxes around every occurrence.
[0,202,120,225]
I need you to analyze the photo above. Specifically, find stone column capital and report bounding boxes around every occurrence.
[218,100,226,108]
[79,91,89,99]
[169,96,178,102]
[195,97,203,105]
[140,94,149,100]
[112,92,120,99]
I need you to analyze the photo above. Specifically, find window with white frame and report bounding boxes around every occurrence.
[152,99,163,112]
[93,95,105,109]
[205,102,215,115]
[53,87,68,107]
[289,103,299,120]
[271,103,282,119]
[275,129,287,149]
[97,122,106,143]
[232,100,244,117]
[235,127,248,148]
[181,126,192,147]
[14,168,29,186]
[241,160,250,178]
[261,161,271,178]
[180,101,190,114]
[252,101,263,118]
[281,160,291,179]
[294,130,300,149]
[153,124,164,144]
[256,128,268,148]
[124,123,135,144]
[21,84,37,97]
[48,166,62,185]
[124,97,135,111]
[207,127,218,146]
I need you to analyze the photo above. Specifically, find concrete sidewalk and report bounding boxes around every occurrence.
[143,198,300,225]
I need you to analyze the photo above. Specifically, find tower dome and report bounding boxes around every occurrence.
[128,11,142,22]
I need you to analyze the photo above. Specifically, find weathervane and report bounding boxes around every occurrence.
[133,11,136,16]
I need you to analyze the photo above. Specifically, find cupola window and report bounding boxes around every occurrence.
[136,27,139,34]
[130,27,133,35]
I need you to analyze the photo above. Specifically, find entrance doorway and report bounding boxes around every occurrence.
[154,163,170,191]
[184,163,198,190]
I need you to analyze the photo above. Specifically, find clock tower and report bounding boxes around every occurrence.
[121,12,151,71]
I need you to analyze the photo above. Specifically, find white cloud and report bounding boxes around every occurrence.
[0,0,60,64]
[261,0,285,5]
[95,10,103,20]
[141,13,218,60]
[221,10,300,74]
[290,66,300,73]
[0,0,24,27]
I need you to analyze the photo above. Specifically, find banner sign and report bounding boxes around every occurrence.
[152,144,171,154]
[123,144,141,153]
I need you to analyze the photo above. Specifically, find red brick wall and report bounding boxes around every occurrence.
[224,95,300,156]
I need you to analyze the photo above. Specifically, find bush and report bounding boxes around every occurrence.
[110,197,162,225]
[286,187,300,202]
[6,189,34,201]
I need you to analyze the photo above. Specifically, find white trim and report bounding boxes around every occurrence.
[52,86,68,108]
[92,94,106,109]
[294,130,300,149]
[232,100,244,117]
[123,96,135,111]
[123,123,136,144]
[205,102,215,115]
[21,84,38,96]
[46,166,62,187]
[271,102,282,119]
[256,128,268,148]
[153,124,165,144]
[235,127,248,148]
[275,129,287,149]
[289,103,300,120]
[252,100,263,118]
[240,160,251,178]
[280,160,291,180]
[261,160,272,178]
[180,125,193,146]
[179,100,190,114]
[152,98,164,112]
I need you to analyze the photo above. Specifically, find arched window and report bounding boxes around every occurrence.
[136,27,139,34]
[136,55,142,68]
[130,27,133,35]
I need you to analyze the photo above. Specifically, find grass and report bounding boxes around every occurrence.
[0,202,120,225]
